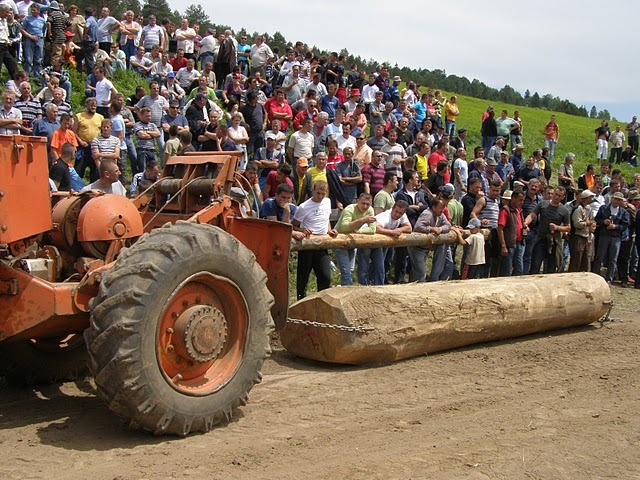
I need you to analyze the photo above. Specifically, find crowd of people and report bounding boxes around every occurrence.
[0,4,637,297]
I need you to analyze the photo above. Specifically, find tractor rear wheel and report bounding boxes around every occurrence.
[84,221,274,436]
[0,334,88,385]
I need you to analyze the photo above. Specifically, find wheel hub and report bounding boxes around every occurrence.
[174,305,228,362]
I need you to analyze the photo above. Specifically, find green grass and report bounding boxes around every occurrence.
[433,89,637,181]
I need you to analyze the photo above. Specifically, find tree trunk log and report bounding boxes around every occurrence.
[280,273,611,365]
[291,230,489,251]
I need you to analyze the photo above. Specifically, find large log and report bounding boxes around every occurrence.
[280,272,611,365]
[291,230,490,251]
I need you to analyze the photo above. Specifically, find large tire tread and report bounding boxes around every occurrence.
[85,221,274,436]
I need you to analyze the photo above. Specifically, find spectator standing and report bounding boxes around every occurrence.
[592,192,631,284]
[133,106,161,173]
[543,114,559,163]
[20,3,45,75]
[594,120,611,164]
[46,1,70,59]
[292,181,338,300]
[96,7,119,53]
[608,124,625,164]
[625,115,639,154]
[524,186,571,274]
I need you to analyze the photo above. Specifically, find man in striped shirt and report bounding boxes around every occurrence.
[14,81,41,135]
[91,118,121,177]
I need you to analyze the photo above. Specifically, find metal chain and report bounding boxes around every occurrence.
[286,317,375,333]
[598,300,616,323]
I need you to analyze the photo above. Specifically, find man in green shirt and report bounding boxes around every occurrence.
[334,193,376,285]
[373,171,398,214]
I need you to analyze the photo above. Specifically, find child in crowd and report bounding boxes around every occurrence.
[455,217,485,279]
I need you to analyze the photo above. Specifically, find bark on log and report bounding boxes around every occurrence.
[291,230,490,251]
[280,272,611,365]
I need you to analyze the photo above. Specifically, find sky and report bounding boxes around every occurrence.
[169,0,640,121]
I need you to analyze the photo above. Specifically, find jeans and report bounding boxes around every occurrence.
[523,228,537,274]
[544,138,557,163]
[629,136,639,155]
[0,44,17,79]
[393,246,408,283]
[500,241,525,276]
[429,245,447,281]
[22,37,43,75]
[593,235,621,283]
[356,248,386,285]
[407,245,446,282]
[530,236,561,274]
[408,246,429,282]
[297,249,332,299]
[75,145,99,182]
[333,248,355,286]
[156,135,165,165]
[609,147,622,164]
[439,245,455,280]
[125,135,137,169]
[616,238,632,283]
[82,41,96,75]
[482,136,494,157]
[135,148,156,175]
[445,120,456,137]
[122,39,136,68]
[510,134,522,149]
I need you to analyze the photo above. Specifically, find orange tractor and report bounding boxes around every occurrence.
[0,135,292,435]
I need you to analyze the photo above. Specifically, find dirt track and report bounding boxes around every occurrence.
[1,288,638,480]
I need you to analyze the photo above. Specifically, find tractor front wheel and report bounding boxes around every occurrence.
[84,222,274,436]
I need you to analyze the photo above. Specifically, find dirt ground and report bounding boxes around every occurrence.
[0,287,638,480]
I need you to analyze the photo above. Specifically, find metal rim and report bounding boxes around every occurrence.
[156,272,249,396]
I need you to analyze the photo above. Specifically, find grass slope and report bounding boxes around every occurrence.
[437,89,637,180]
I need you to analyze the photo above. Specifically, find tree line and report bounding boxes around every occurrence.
[73,0,610,120]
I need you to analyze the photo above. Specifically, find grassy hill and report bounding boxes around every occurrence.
[435,89,637,181]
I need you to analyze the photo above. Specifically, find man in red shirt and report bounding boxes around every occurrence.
[497,189,525,276]
[264,163,294,198]
[361,150,386,196]
[428,139,449,183]
[264,88,293,131]
[544,114,559,163]
[325,139,343,170]
[170,48,187,71]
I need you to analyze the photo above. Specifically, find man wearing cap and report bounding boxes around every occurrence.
[455,217,485,279]
[509,144,525,177]
[592,191,630,284]
[497,189,526,276]
[342,88,361,114]
[46,1,70,59]
[485,156,504,187]
[568,189,595,272]
[289,157,312,205]
[496,150,515,188]
[254,132,283,191]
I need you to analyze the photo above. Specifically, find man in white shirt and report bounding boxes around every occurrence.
[292,181,338,299]
[175,18,196,60]
[250,34,273,77]
[81,158,126,196]
[0,88,21,134]
[94,66,117,118]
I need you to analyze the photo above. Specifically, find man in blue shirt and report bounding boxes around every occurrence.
[21,3,46,75]
[81,7,98,74]
[320,83,339,122]
[260,183,297,223]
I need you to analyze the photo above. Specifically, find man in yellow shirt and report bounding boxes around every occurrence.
[73,97,104,182]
